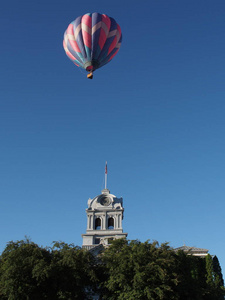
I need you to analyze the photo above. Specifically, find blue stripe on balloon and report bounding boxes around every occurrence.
[91,13,102,61]
[98,48,117,68]
[84,45,91,61]
[98,34,121,69]
[83,13,92,60]
[97,17,118,62]
[66,43,84,67]
[91,28,102,60]
[72,59,83,68]
[64,13,122,73]
[72,17,87,61]
[97,36,115,61]
[64,31,84,66]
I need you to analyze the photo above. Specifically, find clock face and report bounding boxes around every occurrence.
[100,196,111,206]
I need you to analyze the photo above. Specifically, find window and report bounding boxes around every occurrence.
[95,238,100,244]
[108,217,114,229]
[95,218,101,230]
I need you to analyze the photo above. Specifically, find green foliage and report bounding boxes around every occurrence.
[99,240,225,300]
[204,254,225,300]
[0,238,224,300]
[99,239,179,300]
[213,255,224,288]
[174,250,207,300]
[206,254,214,287]
[0,237,51,300]
[0,238,98,300]
[49,241,98,299]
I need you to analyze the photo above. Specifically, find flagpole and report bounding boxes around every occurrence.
[105,161,107,189]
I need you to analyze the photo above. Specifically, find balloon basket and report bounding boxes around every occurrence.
[87,72,93,79]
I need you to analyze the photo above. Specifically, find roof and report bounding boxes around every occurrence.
[87,188,123,210]
[88,244,104,256]
[174,246,209,253]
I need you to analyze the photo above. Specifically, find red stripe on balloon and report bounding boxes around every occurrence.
[63,41,81,65]
[67,24,74,36]
[66,50,76,61]
[108,36,117,55]
[98,28,107,50]
[102,14,111,30]
[82,30,92,48]
[81,15,92,49]
[66,24,81,53]
[69,39,81,53]
[108,49,119,61]
[82,14,92,28]
[63,40,67,49]
[117,24,122,38]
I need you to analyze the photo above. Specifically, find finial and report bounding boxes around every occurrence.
[105,161,107,189]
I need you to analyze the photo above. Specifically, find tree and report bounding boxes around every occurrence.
[0,238,224,299]
[213,255,224,287]
[49,241,98,299]
[174,250,207,300]
[99,239,179,300]
[0,239,98,300]
[203,254,225,300]
[0,238,51,299]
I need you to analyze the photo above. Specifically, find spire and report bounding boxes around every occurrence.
[105,161,107,189]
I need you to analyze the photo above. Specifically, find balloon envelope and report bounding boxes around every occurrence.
[63,13,122,73]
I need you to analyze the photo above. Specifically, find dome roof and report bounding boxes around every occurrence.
[87,189,123,210]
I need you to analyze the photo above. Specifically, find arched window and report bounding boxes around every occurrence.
[108,217,114,229]
[95,218,101,230]
[95,238,100,244]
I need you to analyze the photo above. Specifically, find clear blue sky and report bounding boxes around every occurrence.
[1,0,225,273]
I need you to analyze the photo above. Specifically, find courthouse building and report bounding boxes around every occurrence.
[82,188,127,250]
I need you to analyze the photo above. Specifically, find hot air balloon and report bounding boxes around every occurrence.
[63,12,122,79]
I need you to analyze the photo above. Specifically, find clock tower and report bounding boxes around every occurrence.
[82,188,128,250]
